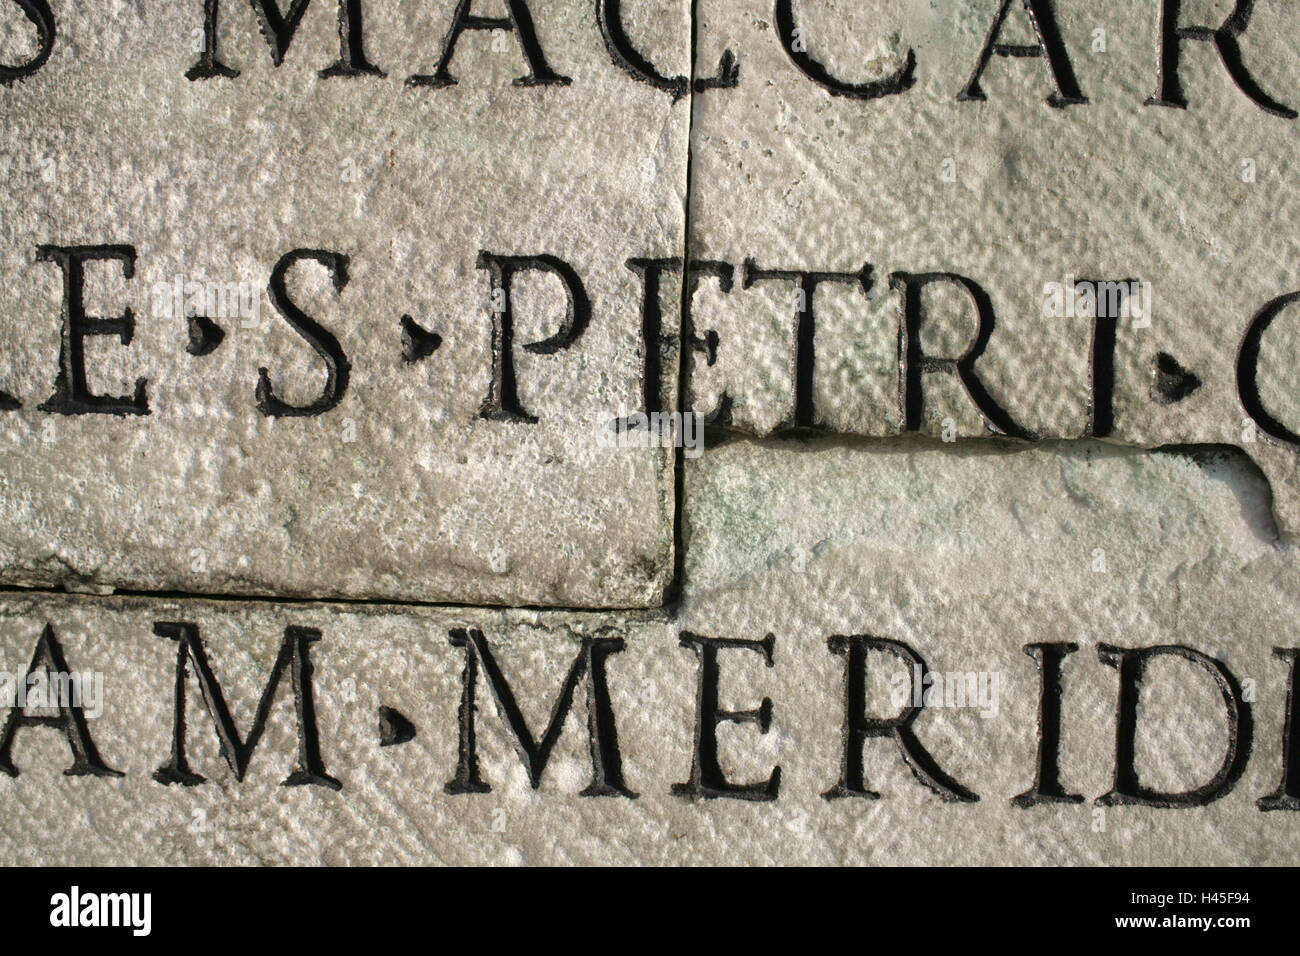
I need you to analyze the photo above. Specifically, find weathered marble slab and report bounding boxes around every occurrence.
[0,1,689,607]
[685,0,1300,531]
[4,435,1300,865]
[678,437,1300,864]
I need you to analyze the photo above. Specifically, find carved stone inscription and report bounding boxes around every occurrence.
[0,1,690,607]
[4,1,1300,865]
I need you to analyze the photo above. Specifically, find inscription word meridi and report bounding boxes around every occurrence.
[0,621,1297,811]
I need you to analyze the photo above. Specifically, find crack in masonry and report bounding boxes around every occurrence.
[662,0,703,613]
[4,13,1285,619]
[0,583,677,621]
[0,8,710,620]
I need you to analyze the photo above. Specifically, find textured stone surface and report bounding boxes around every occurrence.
[686,0,1300,531]
[3,436,1299,865]
[0,1,687,607]
[679,438,1300,864]
[4,0,1300,868]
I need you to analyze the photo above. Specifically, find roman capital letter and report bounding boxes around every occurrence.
[1012,642,1083,806]
[444,627,635,797]
[153,621,340,789]
[1259,648,1300,811]
[672,632,780,801]
[407,0,569,88]
[187,0,384,80]
[256,248,351,418]
[625,257,680,421]
[1146,0,1295,118]
[1238,290,1300,448]
[36,244,148,416]
[0,0,55,85]
[597,0,737,101]
[959,0,1086,107]
[774,0,914,100]
[0,624,122,778]
[744,259,873,431]
[1097,644,1251,808]
[890,271,1035,440]
[1079,277,1139,438]
[823,635,977,802]
[476,252,591,424]
[682,259,733,428]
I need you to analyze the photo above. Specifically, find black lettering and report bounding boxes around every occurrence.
[407,0,569,88]
[628,258,732,435]
[681,259,732,428]
[256,248,352,418]
[1079,277,1138,438]
[0,0,55,85]
[890,271,1035,440]
[1147,0,1295,118]
[823,635,978,802]
[36,244,148,416]
[1012,642,1083,806]
[1259,648,1300,811]
[187,0,384,80]
[444,627,634,797]
[625,257,680,421]
[1097,644,1251,808]
[774,0,914,100]
[152,621,340,789]
[743,259,872,431]
[597,0,736,101]
[476,251,591,424]
[672,632,780,801]
[0,624,121,778]
[959,0,1086,107]
[1237,290,1300,447]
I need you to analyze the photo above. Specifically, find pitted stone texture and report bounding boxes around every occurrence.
[686,0,1300,530]
[4,454,1300,872]
[0,1,688,606]
[680,437,1300,864]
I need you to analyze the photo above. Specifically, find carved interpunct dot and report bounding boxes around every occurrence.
[1,0,1299,867]
[1152,351,1201,406]
[378,706,417,747]
[185,315,226,358]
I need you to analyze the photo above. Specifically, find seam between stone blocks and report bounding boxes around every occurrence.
[3,8,702,618]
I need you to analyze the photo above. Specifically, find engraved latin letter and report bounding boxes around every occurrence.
[673,632,781,801]
[823,635,978,802]
[890,271,1035,440]
[476,252,591,424]
[1238,290,1300,448]
[1147,0,1295,118]
[0,0,55,85]
[774,0,914,100]
[186,0,385,80]
[0,625,121,778]
[36,244,148,416]
[959,0,1086,107]
[256,248,352,418]
[445,627,635,797]
[407,0,569,88]
[153,621,340,789]
[1097,644,1250,808]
